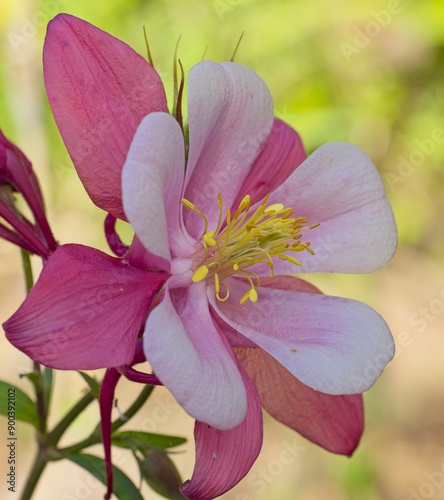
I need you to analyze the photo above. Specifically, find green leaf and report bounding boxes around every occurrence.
[0,380,38,427]
[65,452,143,500]
[112,431,186,451]
[20,371,40,386]
[138,449,185,500]
[78,372,101,399]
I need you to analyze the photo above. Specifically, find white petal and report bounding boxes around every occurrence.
[211,278,395,395]
[143,283,247,429]
[183,61,274,237]
[122,112,193,265]
[259,142,397,274]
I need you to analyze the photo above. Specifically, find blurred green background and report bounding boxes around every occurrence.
[1,0,443,499]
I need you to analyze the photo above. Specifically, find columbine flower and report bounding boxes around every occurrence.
[0,130,57,258]
[3,14,397,500]
[120,62,398,425]
[120,62,397,498]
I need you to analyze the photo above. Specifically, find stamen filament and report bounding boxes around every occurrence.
[181,193,318,304]
[181,198,208,235]
[278,255,302,266]
[216,283,230,301]
[214,193,224,236]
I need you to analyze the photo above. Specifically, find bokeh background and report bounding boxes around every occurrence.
[1,0,443,499]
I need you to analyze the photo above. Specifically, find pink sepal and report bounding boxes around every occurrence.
[236,347,364,456]
[4,244,167,369]
[43,14,167,219]
[181,347,263,499]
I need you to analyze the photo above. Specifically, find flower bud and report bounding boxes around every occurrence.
[0,130,57,258]
[138,449,184,499]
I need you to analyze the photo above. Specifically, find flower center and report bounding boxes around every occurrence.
[181,194,319,304]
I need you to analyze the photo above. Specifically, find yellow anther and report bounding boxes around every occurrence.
[240,290,250,304]
[226,210,231,225]
[215,194,224,235]
[181,198,196,210]
[264,203,284,215]
[203,231,217,246]
[309,223,320,229]
[214,273,220,294]
[233,263,239,270]
[278,255,302,266]
[181,197,208,234]
[239,195,250,211]
[240,287,258,304]
[289,243,305,251]
[301,243,315,255]
[192,265,209,282]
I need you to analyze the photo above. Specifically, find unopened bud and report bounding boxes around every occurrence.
[0,130,57,258]
[138,449,185,499]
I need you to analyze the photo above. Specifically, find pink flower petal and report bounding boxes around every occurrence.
[183,61,274,237]
[3,244,167,369]
[181,360,262,500]
[143,282,247,429]
[122,113,194,266]
[256,142,397,274]
[232,118,306,209]
[210,277,395,395]
[235,347,363,456]
[212,276,321,348]
[43,14,167,219]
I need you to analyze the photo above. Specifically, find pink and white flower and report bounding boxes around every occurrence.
[120,60,397,427]
[3,14,397,499]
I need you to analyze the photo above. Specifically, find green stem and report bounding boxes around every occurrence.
[20,450,47,500]
[112,384,155,432]
[59,384,155,454]
[19,249,50,499]
[32,363,47,435]
[49,391,95,446]
[57,428,101,455]
[21,391,96,499]
[20,251,47,433]
[20,249,34,292]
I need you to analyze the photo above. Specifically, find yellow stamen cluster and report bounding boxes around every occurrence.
[181,194,318,304]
